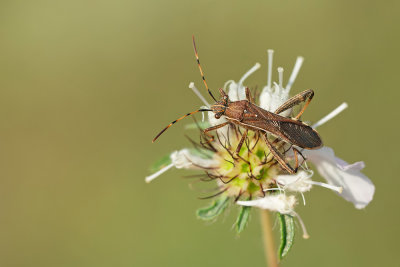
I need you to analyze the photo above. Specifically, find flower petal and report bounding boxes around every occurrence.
[303,147,375,209]
[207,111,230,141]
[227,63,260,102]
[145,149,218,183]
[145,162,174,183]
[207,111,227,126]
[259,86,274,110]
[227,81,246,101]
[276,171,313,193]
[171,149,218,170]
[237,194,296,214]
[259,83,290,115]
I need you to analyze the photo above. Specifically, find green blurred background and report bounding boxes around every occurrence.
[0,0,398,266]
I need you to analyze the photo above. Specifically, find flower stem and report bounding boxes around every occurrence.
[260,209,279,267]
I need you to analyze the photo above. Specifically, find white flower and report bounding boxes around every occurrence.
[237,194,296,214]
[205,63,263,141]
[303,147,375,209]
[147,50,375,207]
[146,46,375,230]
[259,50,304,116]
[225,63,261,102]
[145,149,218,183]
[203,50,374,210]
[238,194,310,238]
[189,82,230,138]
[207,109,229,137]
[276,170,343,194]
[276,170,314,192]
[171,149,218,169]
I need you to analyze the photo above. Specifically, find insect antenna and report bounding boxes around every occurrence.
[192,36,218,102]
[152,108,212,142]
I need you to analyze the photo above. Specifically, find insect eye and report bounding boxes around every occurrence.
[215,114,221,119]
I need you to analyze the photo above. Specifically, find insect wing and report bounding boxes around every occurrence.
[243,104,322,149]
[275,120,322,149]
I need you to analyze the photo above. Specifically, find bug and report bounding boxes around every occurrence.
[152,37,323,174]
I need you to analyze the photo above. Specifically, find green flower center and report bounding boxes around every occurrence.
[209,129,281,199]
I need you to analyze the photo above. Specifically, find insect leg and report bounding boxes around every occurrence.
[292,148,300,172]
[274,89,314,119]
[263,133,296,174]
[203,122,230,134]
[235,129,248,155]
[203,122,230,141]
[292,147,307,171]
[245,87,254,103]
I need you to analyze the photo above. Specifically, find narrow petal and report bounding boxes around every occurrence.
[145,163,174,183]
[223,80,235,91]
[267,49,274,89]
[312,102,348,129]
[228,63,260,101]
[303,147,375,209]
[285,56,304,92]
[237,194,296,214]
[188,82,210,107]
[238,63,260,87]
[259,53,303,113]
[277,67,284,89]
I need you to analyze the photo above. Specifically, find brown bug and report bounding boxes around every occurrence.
[152,37,323,174]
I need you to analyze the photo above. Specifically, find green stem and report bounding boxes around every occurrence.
[260,209,279,267]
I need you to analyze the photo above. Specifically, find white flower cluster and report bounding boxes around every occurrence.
[146,49,375,236]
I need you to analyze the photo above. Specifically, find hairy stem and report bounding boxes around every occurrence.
[260,209,278,267]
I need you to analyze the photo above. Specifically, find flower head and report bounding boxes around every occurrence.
[146,47,375,257]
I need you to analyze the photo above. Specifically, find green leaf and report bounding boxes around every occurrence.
[235,204,251,233]
[149,154,171,173]
[185,121,211,130]
[278,213,295,259]
[196,195,230,220]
